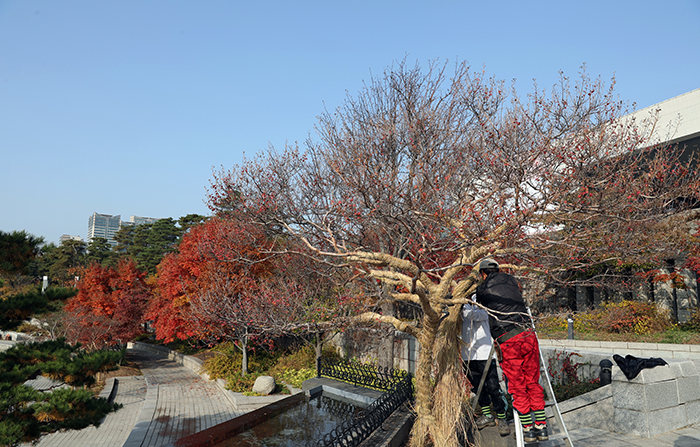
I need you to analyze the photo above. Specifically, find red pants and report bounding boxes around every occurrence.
[499,329,545,415]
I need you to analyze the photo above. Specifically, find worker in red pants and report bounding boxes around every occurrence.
[475,258,548,443]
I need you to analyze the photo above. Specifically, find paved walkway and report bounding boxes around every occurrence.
[25,348,249,447]
[478,423,700,447]
[566,424,700,446]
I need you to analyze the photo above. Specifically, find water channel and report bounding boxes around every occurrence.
[217,394,364,447]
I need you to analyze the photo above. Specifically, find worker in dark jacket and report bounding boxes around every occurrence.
[475,258,548,443]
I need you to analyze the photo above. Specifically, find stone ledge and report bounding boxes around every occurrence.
[99,377,117,401]
[302,377,384,407]
[538,338,700,361]
[358,402,414,447]
[546,385,613,432]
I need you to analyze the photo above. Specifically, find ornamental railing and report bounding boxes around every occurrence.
[317,356,409,392]
[313,357,414,447]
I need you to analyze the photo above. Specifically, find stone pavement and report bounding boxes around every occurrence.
[25,347,249,447]
[475,423,700,447]
[566,424,700,446]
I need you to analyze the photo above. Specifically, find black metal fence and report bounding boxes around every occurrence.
[313,357,414,447]
[317,356,409,392]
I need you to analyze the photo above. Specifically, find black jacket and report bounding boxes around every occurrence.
[475,272,529,339]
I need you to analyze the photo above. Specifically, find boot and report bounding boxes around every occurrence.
[496,417,510,436]
[475,414,496,429]
[534,423,549,441]
[523,425,537,443]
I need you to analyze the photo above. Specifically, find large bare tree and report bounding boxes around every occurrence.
[208,60,699,447]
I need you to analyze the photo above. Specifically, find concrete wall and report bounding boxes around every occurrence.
[328,329,419,375]
[611,359,700,437]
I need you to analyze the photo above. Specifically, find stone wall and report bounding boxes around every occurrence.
[327,329,419,375]
[612,359,700,437]
[539,339,700,437]
[540,358,700,437]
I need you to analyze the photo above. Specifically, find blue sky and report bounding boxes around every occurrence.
[1,0,698,245]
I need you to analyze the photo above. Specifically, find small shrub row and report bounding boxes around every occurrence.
[547,350,602,401]
[536,300,673,336]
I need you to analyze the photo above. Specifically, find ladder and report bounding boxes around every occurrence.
[512,309,574,447]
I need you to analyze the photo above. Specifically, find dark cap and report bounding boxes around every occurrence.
[479,258,499,270]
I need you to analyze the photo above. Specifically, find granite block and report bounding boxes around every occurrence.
[558,385,612,413]
[599,341,622,350]
[685,399,700,425]
[560,395,614,432]
[677,375,700,403]
[628,342,657,351]
[611,363,674,384]
[576,340,602,348]
[678,360,698,376]
[613,380,679,411]
[614,405,687,438]
[669,362,684,377]
[669,344,691,352]
[652,350,675,360]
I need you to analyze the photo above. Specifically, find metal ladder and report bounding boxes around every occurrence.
[512,309,574,447]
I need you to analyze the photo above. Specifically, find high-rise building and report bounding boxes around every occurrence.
[59,234,83,244]
[87,213,161,247]
[87,213,122,247]
[128,215,160,226]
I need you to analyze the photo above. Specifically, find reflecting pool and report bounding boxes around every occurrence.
[217,394,364,447]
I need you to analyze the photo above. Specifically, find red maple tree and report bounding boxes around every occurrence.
[65,259,150,350]
[146,217,275,347]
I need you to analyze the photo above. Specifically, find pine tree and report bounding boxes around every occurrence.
[0,339,122,446]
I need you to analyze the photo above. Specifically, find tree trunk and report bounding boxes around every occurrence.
[314,331,323,360]
[240,328,249,376]
[410,314,439,447]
